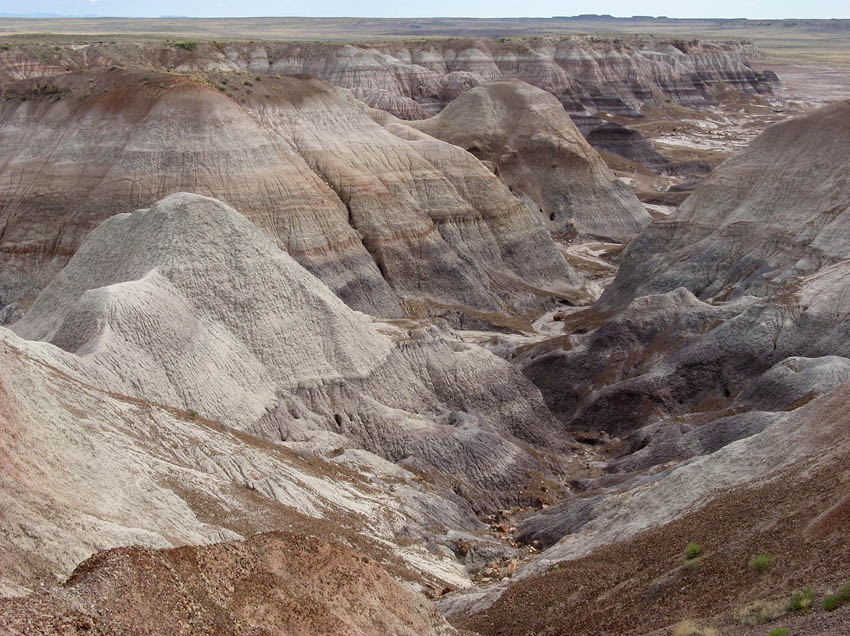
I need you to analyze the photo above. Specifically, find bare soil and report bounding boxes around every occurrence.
[454,451,850,636]
[0,532,458,636]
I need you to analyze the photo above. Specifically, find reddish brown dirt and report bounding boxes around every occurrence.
[0,531,458,636]
[455,451,850,636]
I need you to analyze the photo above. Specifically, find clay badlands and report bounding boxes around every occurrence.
[0,16,849,636]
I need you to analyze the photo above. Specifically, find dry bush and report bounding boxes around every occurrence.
[735,600,784,626]
[672,618,720,636]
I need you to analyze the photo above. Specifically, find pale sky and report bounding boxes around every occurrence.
[1,0,847,19]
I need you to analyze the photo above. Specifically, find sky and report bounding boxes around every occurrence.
[1,0,848,19]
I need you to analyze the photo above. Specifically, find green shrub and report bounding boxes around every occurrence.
[187,409,199,419]
[788,588,814,612]
[824,579,850,611]
[685,543,702,560]
[750,554,771,572]
[243,80,253,86]
[768,629,789,636]
[174,41,197,51]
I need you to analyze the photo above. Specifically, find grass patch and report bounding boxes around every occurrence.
[684,542,702,560]
[767,629,789,636]
[824,579,850,612]
[173,40,197,51]
[750,553,771,572]
[788,588,814,613]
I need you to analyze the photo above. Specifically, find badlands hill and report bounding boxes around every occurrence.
[523,100,850,435]
[603,98,850,305]
[412,81,650,240]
[0,69,624,323]
[442,98,850,635]
[2,22,849,636]
[1,192,576,599]
[11,193,568,507]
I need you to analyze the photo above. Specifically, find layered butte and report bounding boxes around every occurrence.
[412,81,650,241]
[0,36,778,119]
[0,70,602,321]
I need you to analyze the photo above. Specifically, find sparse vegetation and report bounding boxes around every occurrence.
[736,600,783,626]
[684,542,702,560]
[672,619,719,636]
[823,579,850,611]
[173,40,197,51]
[187,409,199,419]
[750,553,771,572]
[767,629,789,636]
[243,80,253,86]
[788,588,815,612]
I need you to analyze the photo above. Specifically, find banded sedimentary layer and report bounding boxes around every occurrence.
[0,36,778,120]
[0,70,595,321]
[1,192,573,595]
[411,81,650,241]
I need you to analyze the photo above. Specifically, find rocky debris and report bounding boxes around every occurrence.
[0,532,461,636]
[444,377,850,625]
[452,420,850,635]
[0,70,580,322]
[412,81,651,242]
[520,287,752,433]
[664,160,712,177]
